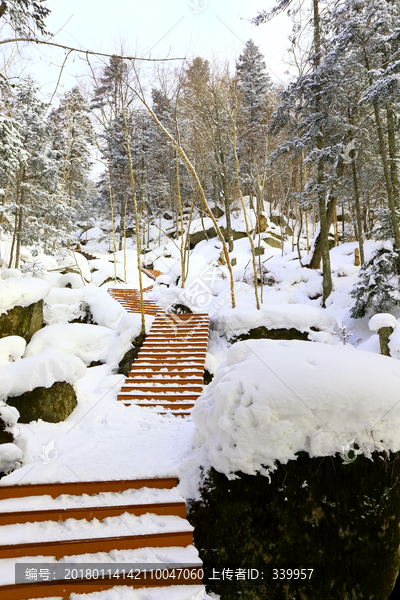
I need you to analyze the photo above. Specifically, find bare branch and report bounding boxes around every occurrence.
[0,37,185,61]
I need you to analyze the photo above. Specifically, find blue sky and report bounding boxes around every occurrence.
[24,0,293,98]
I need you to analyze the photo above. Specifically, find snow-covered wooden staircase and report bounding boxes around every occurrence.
[0,477,203,599]
[118,313,209,416]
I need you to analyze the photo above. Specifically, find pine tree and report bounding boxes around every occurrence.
[49,87,95,210]
[350,241,400,318]
[236,39,272,212]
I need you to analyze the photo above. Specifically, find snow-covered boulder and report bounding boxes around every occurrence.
[0,269,22,280]
[3,352,86,423]
[192,339,400,475]
[369,313,398,357]
[25,323,118,366]
[0,277,50,315]
[369,313,398,332]
[0,277,50,342]
[213,303,338,344]
[186,339,400,600]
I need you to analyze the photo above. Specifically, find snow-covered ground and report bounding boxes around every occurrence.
[0,223,398,495]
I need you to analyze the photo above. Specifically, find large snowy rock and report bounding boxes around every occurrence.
[3,352,86,423]
[0,277,50,342]
[25,323,118,366]
[213,303,338,344]
[191,340,400,475]
[186,340,400,599]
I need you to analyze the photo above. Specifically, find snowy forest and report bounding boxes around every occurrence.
[1,0,400,599]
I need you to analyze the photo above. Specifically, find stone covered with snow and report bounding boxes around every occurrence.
[3,352,86,397]
[191,339,400,478]
[213,303,338,341]
[25,323,118,366]
[369,313,398,331]
[0,277,50,315]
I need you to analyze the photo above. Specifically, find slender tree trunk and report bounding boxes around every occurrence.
[122,107,146,336]
[351,159,365,264]
[8,170,21,269]
[220,154,233,252]
[175,149,186,287]
[233,96,260,309]
[313,0,332,305]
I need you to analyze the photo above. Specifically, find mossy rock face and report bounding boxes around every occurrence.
[188,452,400,600]
[189,227,216,247]
[211,206,224,219]
[269,215,287,227]
[117,333,146,376]
[0,300,44,343]
[190,227,248,247]
[231,326,309,343]
[262,234,283,249]
[7,382,77,423]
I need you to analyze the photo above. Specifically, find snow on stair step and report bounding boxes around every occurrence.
[108,286,210,415]
[0,479,201,597]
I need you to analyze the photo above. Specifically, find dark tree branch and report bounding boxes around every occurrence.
[0,37,185,61]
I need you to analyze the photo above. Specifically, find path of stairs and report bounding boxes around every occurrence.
[109,287,161,315]
[0,478,203,599]
[108,284,210,417]
[118,312,209,416]
[0,280,209,599]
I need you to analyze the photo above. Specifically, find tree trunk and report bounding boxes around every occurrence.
[311,0,332,305]
[352,159,365,265]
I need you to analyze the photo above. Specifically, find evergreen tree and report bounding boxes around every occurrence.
[236,39,272,211]
[49,87,95,209]
[350,241,400,318]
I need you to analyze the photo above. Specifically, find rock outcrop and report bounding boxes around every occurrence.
[188,453,400,600]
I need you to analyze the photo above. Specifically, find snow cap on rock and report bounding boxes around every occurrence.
[369,313,398,332]
[3,352,86,397]
[0,277,50,315]
[191,339,400,480]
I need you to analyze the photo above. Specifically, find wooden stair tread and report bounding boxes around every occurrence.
[0,530,194,559]
[0,502,186,526]
[0,478,178,500]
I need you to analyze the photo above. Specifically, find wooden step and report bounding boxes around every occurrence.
[0,501,186,526]
[0,478,178,500]
[123,402,195,410]
[120,386,202,393]
[129,366,204,372]
[118,394,199,401]
[142,341,208,347]
[0,531,194,560]
[124,378,203,384]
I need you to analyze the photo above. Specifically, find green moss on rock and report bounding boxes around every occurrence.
[231,326,309,343]
[7,381,77,423]
[0,300,44,343]
[188,452,400,599]
[117,332,146,376]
